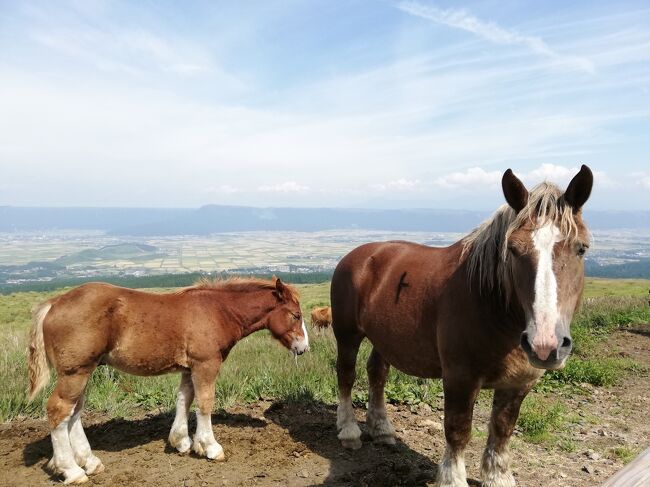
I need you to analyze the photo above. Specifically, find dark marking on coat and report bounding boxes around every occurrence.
[395,271,410,303]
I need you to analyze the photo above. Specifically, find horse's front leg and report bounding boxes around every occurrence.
[169,371,194,454]
[438,375,480,487]
[191,358,225,461]
[481,385,533,487]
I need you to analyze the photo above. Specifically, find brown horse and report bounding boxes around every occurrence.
[310,306,333,333]
[28,277,308,484]
[331,166,593,487]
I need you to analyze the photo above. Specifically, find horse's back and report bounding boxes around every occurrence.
[331,241,461,377]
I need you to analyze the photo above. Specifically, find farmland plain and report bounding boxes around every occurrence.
[2,229,650,289]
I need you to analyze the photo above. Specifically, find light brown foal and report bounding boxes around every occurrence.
[28,277,308,484]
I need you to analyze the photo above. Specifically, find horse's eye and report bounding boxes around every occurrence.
[507,244,521,257]
[577,246,587,257]
[291,312,301,320]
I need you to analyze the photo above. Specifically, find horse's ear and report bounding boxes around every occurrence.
[502,169,529,213]
[563,164,593,212]
[273,277,286,301]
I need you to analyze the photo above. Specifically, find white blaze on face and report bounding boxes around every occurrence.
[292,319,310,355]
[531,223,562,360]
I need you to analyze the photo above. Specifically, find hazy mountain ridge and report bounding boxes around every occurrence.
[1,205,649,235]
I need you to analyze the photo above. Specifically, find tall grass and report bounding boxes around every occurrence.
[1,282,649,423]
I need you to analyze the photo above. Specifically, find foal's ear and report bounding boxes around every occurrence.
[273,277,286,301]
[502,169,529,213]
[563,164,593,212]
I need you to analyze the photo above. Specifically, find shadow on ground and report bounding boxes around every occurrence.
[22,410,266,473]
[264,400,480,486]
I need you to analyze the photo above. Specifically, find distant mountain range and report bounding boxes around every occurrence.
[1,205,649,235]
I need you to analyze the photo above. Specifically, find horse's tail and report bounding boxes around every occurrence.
[28,302,52,402]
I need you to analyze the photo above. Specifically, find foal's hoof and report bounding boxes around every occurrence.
[207,447,226,462]
[46,459,89,484]
[65,474,89,485]
[341,438,363,450]
[175,437,192,454]
[83,455,105,476]
[193,441,226,461]
[62,467,89,485]
[373,435,396,446]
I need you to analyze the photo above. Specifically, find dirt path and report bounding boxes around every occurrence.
[1,326,648,487]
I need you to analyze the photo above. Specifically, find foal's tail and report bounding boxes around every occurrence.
[28,302,53,402]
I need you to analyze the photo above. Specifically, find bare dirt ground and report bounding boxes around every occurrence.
[1,325,648,487]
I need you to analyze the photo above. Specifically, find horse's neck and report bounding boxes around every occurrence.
[218,290,276,338]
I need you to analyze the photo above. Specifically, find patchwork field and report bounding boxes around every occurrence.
[3,230,649,290]
[0,278,648,486]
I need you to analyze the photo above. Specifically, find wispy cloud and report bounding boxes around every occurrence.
[1,1,648,209]
[395,1,595,73]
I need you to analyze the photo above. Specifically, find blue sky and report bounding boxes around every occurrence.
[0,0,648,209]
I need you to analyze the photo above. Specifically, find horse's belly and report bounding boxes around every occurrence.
[364,324,442,378]
[104,346,187,376]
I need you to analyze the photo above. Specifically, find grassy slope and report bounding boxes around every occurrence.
[1,278,649,454]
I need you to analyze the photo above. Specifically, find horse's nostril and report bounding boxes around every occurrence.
[520,332,532,353]
[561,336,572,349]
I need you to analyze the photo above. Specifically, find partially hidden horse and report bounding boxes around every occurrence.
[310,306,333,333]
[331,166,593,487]
[28,277,308,484]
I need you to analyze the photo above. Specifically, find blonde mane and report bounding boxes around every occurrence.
[178,276,300,302]
[461,182,583,297]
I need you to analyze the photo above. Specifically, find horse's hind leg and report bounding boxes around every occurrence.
[46,370,93,484]
[481,386,532,487]
[68,393,104,476]
[335,331,363,450]
[191,359,225,461]
[366,347,396,445]
[169,371,194,453]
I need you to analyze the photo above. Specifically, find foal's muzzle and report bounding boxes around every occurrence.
[520,331,572,370]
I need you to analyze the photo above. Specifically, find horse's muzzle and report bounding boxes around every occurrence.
[520,331,572,370]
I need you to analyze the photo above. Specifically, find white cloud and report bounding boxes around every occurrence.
[433,167,501,189]
[1,2,647,209]
[522,163,579,186]
[395,1,594,73]
[257,181,310,193]
[630,172,650,189]
[431,164,615,192]
[520,163,615,189]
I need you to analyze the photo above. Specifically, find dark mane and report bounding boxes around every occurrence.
[178,277,300,302]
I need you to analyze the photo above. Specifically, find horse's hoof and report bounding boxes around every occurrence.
[84,456,104,475]
[341,438,362,450]
[206,444,225,461]
[176,437,192,454]
[209,450,226,462]
[68,475,89,485]
[62,466,88,485]
[373,435,396,445]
